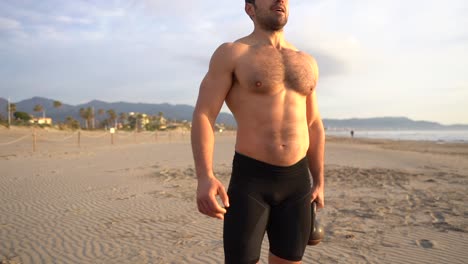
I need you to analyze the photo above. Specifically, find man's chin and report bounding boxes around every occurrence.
[261,21,287,31]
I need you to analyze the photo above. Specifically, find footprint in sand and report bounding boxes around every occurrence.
[430,211,445,223]
[115,194,137,201]
[1,254,21,264]
[417,239,435,249]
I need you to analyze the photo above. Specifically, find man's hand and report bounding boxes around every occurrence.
[197,176,230,220]
[311,185,324,209]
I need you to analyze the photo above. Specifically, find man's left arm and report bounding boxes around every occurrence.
[306,56,325,208]
[306,103,325,208]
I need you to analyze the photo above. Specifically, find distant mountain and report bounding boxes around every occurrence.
[323,117,468,130]
[0,97,237,127]
[1,97,467,130]
[0,97,7,108]
[0,98,7,119]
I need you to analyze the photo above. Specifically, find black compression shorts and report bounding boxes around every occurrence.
[223,152,311,264]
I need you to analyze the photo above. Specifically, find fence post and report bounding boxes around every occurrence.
[109,128,115,145]
[78,131,81,148]
[32,128,37,152]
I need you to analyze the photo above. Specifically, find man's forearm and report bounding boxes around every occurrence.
[191,112,216,180]
[307,119,325,187]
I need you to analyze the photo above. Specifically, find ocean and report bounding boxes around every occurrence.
[326,130,468,143]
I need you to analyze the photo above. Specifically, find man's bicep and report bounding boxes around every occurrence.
[194,44,235,120]
[196,72,232,117]
[305,53,320,124]
[306,91,321,127]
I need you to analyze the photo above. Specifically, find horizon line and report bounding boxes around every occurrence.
[1,96,466,126]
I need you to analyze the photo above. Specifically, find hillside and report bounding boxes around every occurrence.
[322,117,468,130]
[1,97,467,130]
[0,97,236,126]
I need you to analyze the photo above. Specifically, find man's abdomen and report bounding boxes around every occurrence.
[234,122,309,167]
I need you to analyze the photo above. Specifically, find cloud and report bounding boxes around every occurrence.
[286,0,468,124]
[0,0,467,124]
[54,15,92,25]
[0,17,20,30]
[287,2,368,79]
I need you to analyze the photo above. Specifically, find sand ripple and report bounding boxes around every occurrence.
[1,135,467,263]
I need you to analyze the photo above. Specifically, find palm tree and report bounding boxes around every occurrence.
[79,107,94,129]
[65,116,74,124]
[33,104,44,118]
[79,108,87,129]
[136,113,144,131]
[53,100,62,109]
[52,101,62,125]
[88,107,95,129]
[156,111,166,128]
[119,112,127,126]
[97,109,105,128]
[6,103,16,114]
[107,109,117,128]
[65,116,79,129]
[7,103,16,123]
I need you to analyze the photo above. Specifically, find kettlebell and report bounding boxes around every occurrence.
[308,201,324,246]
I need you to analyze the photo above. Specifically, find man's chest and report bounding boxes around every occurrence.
[236,48,315,95]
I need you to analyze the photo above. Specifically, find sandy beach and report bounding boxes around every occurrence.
[0,127,467,264]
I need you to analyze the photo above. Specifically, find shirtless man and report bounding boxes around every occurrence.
[191,0,325,263]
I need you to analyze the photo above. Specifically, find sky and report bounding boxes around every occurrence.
[0,0,467,125]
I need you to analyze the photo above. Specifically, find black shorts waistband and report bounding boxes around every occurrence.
[233,152,309,179]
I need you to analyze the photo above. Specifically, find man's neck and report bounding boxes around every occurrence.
[251,27,286,49]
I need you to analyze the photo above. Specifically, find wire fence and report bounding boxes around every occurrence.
[39,131,79,142]
[0,128,235,153]
[0,134,30,146]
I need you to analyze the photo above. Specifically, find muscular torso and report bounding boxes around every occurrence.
[225,43,317,166]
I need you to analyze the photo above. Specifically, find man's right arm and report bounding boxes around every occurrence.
[191,43,236,220]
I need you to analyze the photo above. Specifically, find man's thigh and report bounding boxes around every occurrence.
[224,189,270,264]
[267,191,311,262]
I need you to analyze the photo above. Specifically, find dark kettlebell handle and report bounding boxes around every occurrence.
[308,200,324,246]
[311,201,317,230]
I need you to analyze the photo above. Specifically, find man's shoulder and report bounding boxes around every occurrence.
[284,42,319,76]
[208,41,247,69]
[291,46,317,66]
[211,40,249,60]
[285,42,315,59]
[219,35,261,51]
[292,49,319,80]
[234,35,254,45]
[216,39,250,51]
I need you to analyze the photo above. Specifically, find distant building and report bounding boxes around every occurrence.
[129,112,151,131]
[140,114,150,126]
[214,123,225,133]
[30,117,53,125]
